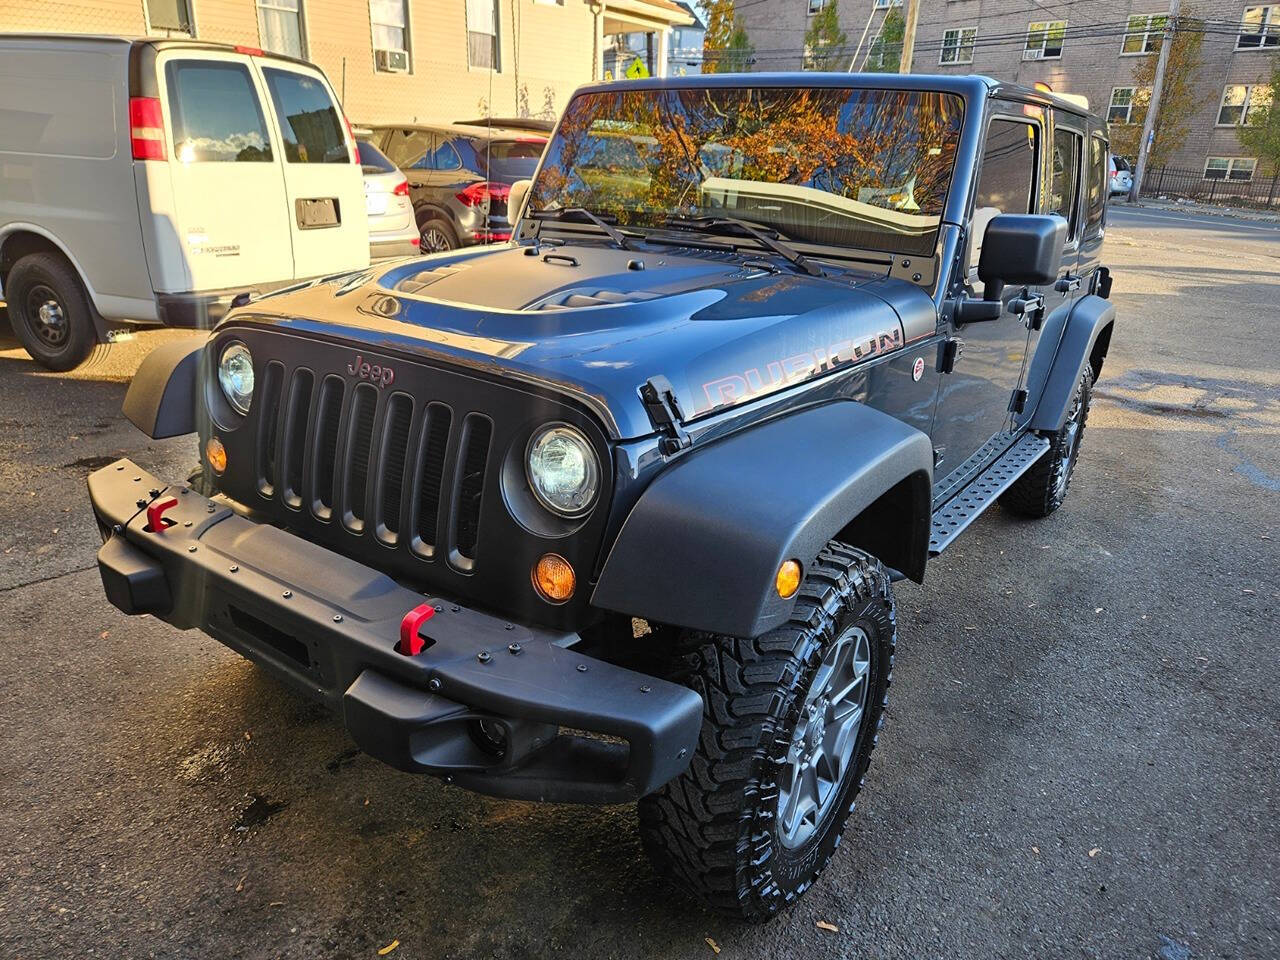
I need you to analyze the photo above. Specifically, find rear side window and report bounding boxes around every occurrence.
[430,140,463,171]
[975,118,1039,215]
[1085,135,1107,236]
[261,67,348,163]
[357,140,397,173]
[165,60,272,162]
[384,129,434,169]
[1050,124,1083,236]
[475,138,545,181]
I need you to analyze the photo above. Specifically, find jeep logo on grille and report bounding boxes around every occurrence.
[347,353,395,389]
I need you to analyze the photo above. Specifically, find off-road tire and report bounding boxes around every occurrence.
[1001,367,1094,518]
[417,214,458,253]
[637,543,896,922]
[6,253,98,371]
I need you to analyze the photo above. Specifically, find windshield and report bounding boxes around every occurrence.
[528,86,965,257]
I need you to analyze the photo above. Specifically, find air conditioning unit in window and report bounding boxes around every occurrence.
[1023,47,1045,61]
[375,48,409,72]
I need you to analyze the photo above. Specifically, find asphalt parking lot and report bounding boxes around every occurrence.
[1,205,1277,960]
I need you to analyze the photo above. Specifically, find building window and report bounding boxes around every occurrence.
[808,0,824,14]
[1121,13,1167,54]
[1108,87,1136,123]
[1238,5,1280,48]
[1217,83,1273,125]
[1024,20,1066,60]
[1204,157,1257,181]
[872,0,903,8]
[939,28,976,64]
[466,0,500,70]
[146,0,194,34]
[257,0,306,58]
[370,0,411,70]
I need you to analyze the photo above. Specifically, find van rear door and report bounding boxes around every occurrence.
[154,50,294,294]
[256,63,368,278]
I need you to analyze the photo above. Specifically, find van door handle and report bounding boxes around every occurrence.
[1054,274,1081,293]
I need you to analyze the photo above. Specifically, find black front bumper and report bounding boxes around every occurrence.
[88,459,702,804]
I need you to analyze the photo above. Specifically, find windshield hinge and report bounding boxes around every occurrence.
[639,377,692,455]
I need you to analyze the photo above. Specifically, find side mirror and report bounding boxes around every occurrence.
[508,179,533,228]
[977,214,1068,297]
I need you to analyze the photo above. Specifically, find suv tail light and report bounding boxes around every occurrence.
[393,179,410,197]
[129,97,166,161]
[456,181,510,208]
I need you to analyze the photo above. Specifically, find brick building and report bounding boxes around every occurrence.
[0,0,691,125]
[732,0,1279,179]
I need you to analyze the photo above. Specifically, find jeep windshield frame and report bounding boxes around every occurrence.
[527,81,967,260]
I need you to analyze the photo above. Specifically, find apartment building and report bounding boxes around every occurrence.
[0,0,690,125]
[733,0,1279,179]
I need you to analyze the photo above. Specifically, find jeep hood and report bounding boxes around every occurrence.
[229,243,934,440]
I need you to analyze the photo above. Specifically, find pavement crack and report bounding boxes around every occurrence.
[0,563,98,594]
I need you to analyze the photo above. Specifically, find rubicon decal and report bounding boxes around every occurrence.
[701,328,903,409]
[912,356,925,381]
[347,353,395,388]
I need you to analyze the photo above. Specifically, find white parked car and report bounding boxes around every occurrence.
[1110,155,1134,197]
[356,141,420,261]
[0,35,369,370]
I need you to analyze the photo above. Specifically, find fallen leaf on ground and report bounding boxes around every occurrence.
[816,920,839,933]
[378,940,400,956]
[1088,848,1102,858]
[268,901,285,907]
[1032,846,1040,855]
[705,937,721,954]
[244,732,252,741]
[235,875,245,893]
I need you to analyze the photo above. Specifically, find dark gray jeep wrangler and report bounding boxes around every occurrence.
[89,74,1115,921]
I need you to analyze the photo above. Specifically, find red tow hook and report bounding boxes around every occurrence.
[398,602,435,656]
[146,497,179,533]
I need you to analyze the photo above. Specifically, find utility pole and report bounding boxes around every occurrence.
[899,0,921,73]
[1130,0,1181,202]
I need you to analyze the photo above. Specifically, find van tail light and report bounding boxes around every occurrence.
[456,181,510,208]
[393,179,410,197]
[343,115,359,164]
[129,97,166,161]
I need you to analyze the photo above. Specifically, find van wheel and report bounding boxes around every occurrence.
[418,215,458,252]
[637,544,895,922]
[6,253,98,371]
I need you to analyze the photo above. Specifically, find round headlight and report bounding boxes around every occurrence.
[217,342,254,415]
[526,425,600,517]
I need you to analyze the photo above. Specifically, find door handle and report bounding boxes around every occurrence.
[1054,274,1082,294]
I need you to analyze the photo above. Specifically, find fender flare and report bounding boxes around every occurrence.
[1024,294,1116,433]
[592,401,933,638]
[0,222,111,338]
[122,339,204,438]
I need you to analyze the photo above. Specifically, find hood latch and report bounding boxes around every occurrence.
[639,377,691,455]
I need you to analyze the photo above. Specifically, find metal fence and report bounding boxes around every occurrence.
[1140,165,1280,207]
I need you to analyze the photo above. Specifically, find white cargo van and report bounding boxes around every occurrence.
[0,35,369,370]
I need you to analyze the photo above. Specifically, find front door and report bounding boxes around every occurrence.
[930,110,1044,486]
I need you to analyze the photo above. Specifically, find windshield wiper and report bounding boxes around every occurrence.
[528,207,638,251]
[661,216,823,277]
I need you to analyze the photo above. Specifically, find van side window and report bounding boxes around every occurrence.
[261,68,348,163]
[1050,126,1083,237]
[1084,134,1107,237]
[165,61,272,163]
[975,118,1039,215]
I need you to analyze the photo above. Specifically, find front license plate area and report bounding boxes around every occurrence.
[296,197,340,229]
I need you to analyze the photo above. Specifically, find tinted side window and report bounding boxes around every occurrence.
[261,67,348,163]
[1085,135,1107,236]
[430,139,463,171]
[1051,125,1083,236]
[975,118,1039,215]
[385,130,434,169]
[165,61,272,162]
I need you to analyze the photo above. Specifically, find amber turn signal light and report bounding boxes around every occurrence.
[532,553,575,603]
[776,559,802,599]
[205,436,227,474]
